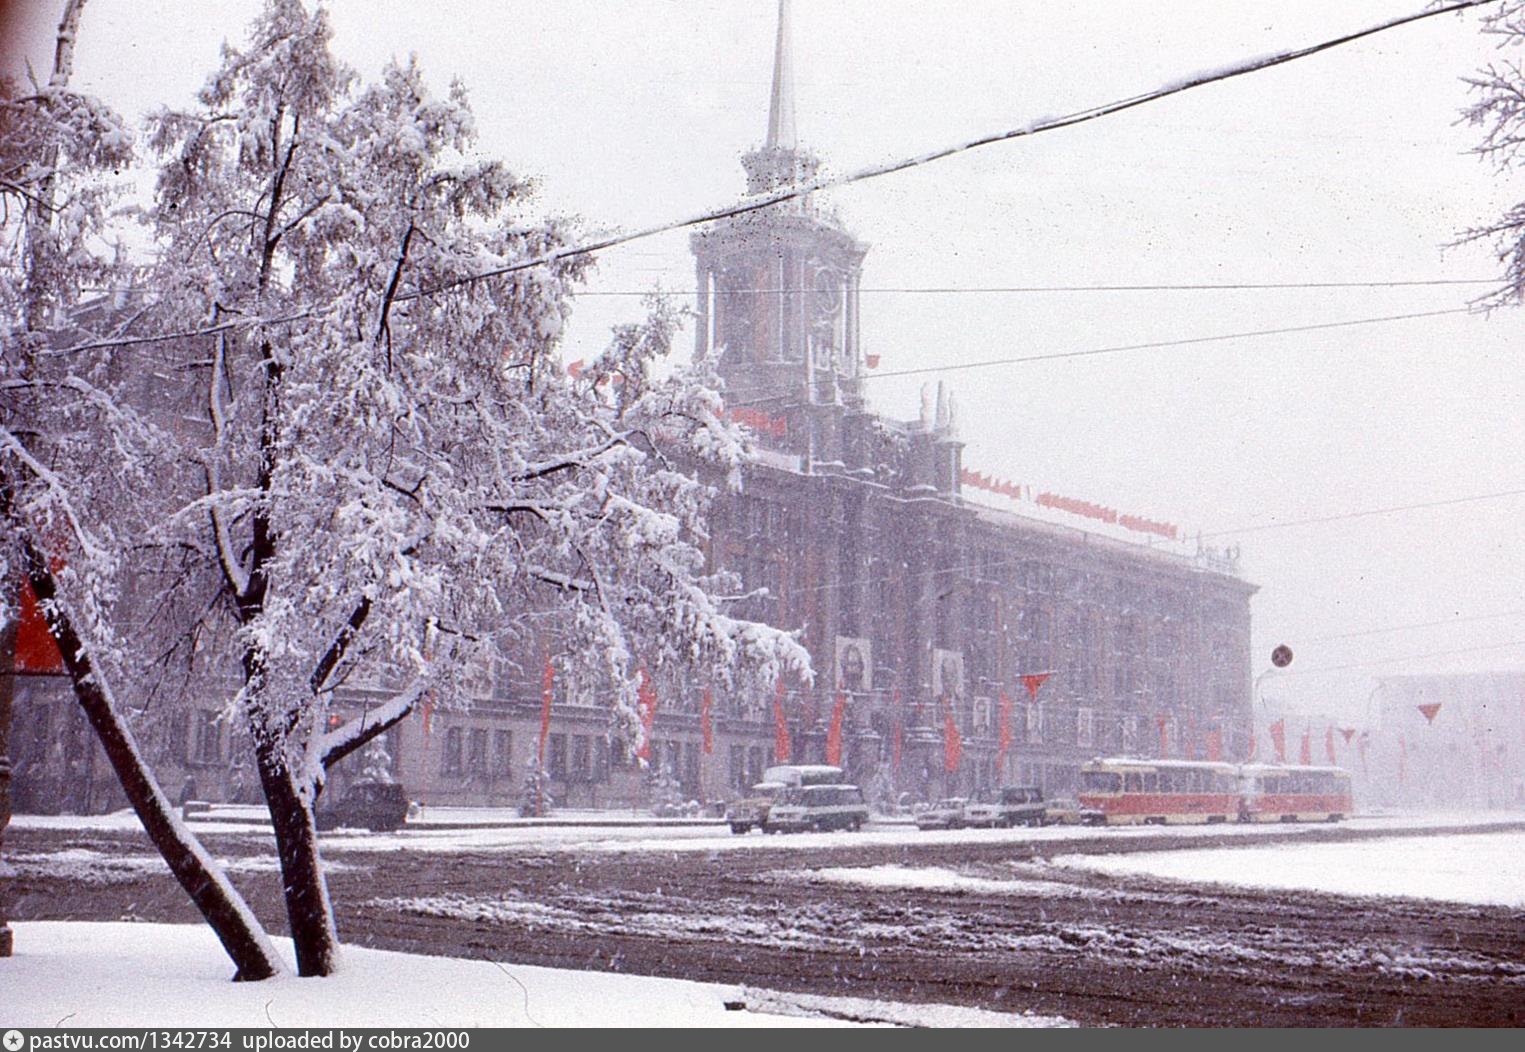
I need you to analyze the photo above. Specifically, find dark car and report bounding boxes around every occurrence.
[315,781,409,832]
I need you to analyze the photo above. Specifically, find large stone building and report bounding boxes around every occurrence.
[6,3,1257,816]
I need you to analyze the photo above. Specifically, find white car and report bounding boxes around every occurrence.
[964,786,1046,828]
[914,798,969,830]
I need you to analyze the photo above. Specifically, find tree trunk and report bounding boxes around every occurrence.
[248,719,339,977]
[21,540,283,980]
[0,586,16,957]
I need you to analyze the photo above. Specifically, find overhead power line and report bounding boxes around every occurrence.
[1277,639,1525,677]
[570,278,1497,298]
[1302,609,1525,643]
[399,0,1501,301]
[1200,487,1525,539]
[857,306,1471,382]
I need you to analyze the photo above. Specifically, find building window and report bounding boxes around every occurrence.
[571,735,591,783]
[548,734,567,781]
[594,736,610,783]
[468,727,488,772]
[441,727,463,775]
[195,711,221,764]
[494,729,513,776]
[167,713,189,764]
[1076,708,1095,748]
[1026,702,1043,744]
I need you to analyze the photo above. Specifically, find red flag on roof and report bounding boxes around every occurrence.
[826,689,847,766]
[1417,703,1442,724]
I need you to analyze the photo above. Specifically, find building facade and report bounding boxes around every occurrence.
[7,3,1257,816]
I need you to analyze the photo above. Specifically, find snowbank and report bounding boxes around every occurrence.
[0,923,1069,1028]
[1053,831,1525,908]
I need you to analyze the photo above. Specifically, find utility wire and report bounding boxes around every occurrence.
[1201,487,1525,538]
[715,304,1478,408]
[1276,639,1525,677]
[1301,609,1525,643]
[571,278,1498,298]
[398,0,1501,301]
[855,306,1471,382]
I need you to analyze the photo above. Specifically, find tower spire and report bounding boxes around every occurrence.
[765,0,797,151]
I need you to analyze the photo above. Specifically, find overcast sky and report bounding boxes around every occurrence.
[7,0,1523,718]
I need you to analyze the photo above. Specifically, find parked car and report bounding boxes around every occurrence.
[764,784,870,833]
[315,780,410,832]
[1042,796,1086,826]
[964,785,1046,828]
[725,781,786,833]
[914,798,969,830]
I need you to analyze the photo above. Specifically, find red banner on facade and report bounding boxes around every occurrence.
[1325,725,1337,765]
[943,697,962,773]
[539,654,555,761]
[421,698,434,738]
[1156,714,1169,758]
[826,690,847,766]
[1245,731,1258,763]
[892,717,903,772]
[1269,719,1286,763]
[635,668,658,762]
[700,687,714,755]
[773,679,791,763]
[997,689,1015,767]
[1206,727,1223,762]
[1021,672,1050,700]
[1299,727,1312,766]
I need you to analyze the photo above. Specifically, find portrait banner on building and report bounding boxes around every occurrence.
[932,648,964,705]
[835,636,872,694]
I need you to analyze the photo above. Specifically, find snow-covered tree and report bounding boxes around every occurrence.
[359,737,393,784]
[0,1,285,981]
[517,754,554,818]
[1461,2,1525,307]
[7,0,807,979]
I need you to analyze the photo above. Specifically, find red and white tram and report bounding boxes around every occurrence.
[1077,758,1352,825]
[1237,764,1352,823]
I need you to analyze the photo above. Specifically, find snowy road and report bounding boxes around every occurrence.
[9,814,1525,1026]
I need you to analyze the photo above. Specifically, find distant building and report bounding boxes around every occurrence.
[1367,671,1525,810]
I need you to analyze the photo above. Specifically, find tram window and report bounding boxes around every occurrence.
[1142,772,1158,792]
[1125,772,1142,792]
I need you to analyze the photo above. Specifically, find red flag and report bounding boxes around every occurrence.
[14,578,65,674]
[1269,719,1287,762]
[825,690,847,766]
[421,698,434,738]
[700,687,714,755]
[1340,727,1356,745]
[1185,713,1200,760]
[1299,728,1312,766]
[539,654,555,761]
[1156,714,1169,758]
[1206,727,1223,762]
[943,697,962,773]
[1324,725,1337,765]
[773,679,791,763]
[997,690,1015,767]
[635,669,658,762]
[1417,702,1442,724]
[1021,672,1050,699]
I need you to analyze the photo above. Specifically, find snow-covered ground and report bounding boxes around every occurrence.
[13,807,1524,857]
[1053,831,1525,908]
[0,922,1071,1028]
